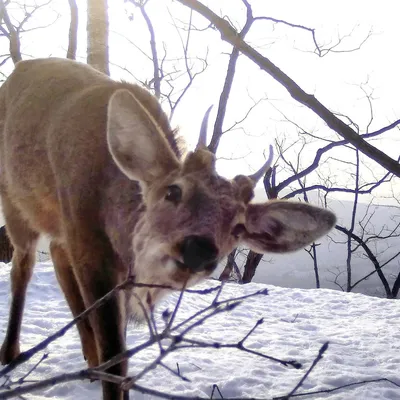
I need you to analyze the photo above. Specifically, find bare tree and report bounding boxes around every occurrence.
[87,0,109,74]
[0,0,22,63]
[227,109,399,288]
[152,1,399,286]
[335,221,400,299]
[124,0,209,119]
[129,0,161,99]
[66,0,78,60]
[176,0,400,177]
[0,0,57,68]
[219,248,239,282]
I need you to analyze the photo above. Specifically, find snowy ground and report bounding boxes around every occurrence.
[1,261,399,399]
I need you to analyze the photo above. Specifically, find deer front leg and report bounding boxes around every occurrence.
[68,238,128,400]
[50,241,99,368]
[0,246,37,364]
[0,195,39,365]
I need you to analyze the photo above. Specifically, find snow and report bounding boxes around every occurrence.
[1,261,399,399]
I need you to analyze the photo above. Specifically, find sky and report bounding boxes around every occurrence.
[3,0,399,204]
[1,261,399,399]
[114,0,400,189]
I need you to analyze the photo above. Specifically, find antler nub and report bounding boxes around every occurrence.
[196,105,213,150]
[247,144,274,183]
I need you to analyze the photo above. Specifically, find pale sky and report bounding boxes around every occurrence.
[2,0,399,203]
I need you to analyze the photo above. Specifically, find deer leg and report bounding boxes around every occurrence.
[0,197,39,365]
[50,241,99,368]
[66,231,128,400]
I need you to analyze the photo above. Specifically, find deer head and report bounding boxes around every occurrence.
[107,89,336,310]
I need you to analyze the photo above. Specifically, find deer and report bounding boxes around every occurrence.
[0,57,336,399]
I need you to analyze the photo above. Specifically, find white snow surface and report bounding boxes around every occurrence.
[1,262,399,400]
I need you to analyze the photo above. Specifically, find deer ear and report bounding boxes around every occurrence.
[240,201,336,253]
[107,89,180,184]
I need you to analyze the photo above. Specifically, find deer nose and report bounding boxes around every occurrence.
[181,235,218,272]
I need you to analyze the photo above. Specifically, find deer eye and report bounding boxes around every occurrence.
[165,185,182,203]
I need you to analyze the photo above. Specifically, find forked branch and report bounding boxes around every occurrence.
[0,283,301,399]
[176,0,400,176]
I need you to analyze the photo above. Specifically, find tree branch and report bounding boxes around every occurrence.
[0,0,22,64]
[176,0,400,176]
[66,0,78,59]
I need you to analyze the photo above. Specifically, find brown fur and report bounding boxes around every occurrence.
[0,58,336,400]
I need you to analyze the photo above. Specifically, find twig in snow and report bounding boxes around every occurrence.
[0,278,221,378]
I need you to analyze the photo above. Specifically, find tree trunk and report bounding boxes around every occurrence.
[0,0,22,64]
[392,272,400,299]
[310,243,320,288]
[219,249,237,281]
[336,224,393,298]
[87,0,109,75]
[0,225,13,263]
[234,167,279,284]
[67,0,78,60]
[242,251,263,284]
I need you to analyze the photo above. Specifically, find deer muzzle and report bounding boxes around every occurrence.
[180,235,218,272]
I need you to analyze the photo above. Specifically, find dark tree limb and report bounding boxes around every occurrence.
[0,0,22,64]
[242,251,263,284]
[208,0,253,154]
[274,123,400,198]
[131,0,161,99]
[392,272,400,298]
[335,224,394,298]
[219,248,237,281]
[176,0,400,176]
[66,0,78,60]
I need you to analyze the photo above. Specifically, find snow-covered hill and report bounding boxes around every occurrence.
[1,262,399,399]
